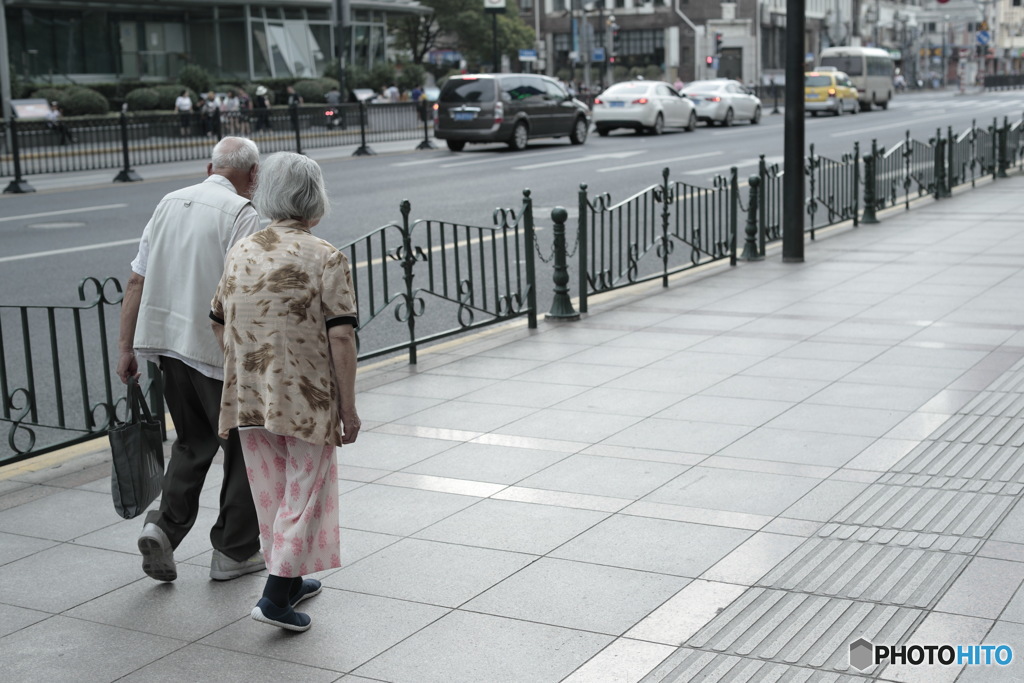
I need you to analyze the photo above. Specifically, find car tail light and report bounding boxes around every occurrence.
[632,98,648,105]
[432,102,439,124]
[705,96,721,102]
[828,88,836,96]
[494,101,504,124]
[594,97,604,105]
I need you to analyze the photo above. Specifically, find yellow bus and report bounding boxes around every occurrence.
[818,47,895,111]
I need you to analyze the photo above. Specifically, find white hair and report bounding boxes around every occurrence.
[252,152,329,223]
[210,137,260,171]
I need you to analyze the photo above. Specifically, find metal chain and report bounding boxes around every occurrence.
[532,234,556,264]
[565,229,581,258]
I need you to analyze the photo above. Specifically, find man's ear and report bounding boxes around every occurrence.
[206,162,214,177]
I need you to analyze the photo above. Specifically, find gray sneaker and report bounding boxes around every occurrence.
[138,523,176,582]
[210,550,266,581]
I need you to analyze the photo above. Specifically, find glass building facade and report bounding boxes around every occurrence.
[4,0,428,82]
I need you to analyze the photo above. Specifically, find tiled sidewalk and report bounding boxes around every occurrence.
[2,178,1024,682]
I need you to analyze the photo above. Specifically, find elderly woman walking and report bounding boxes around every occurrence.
[210,152,360,632]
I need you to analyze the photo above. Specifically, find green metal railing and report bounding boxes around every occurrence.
[0,277,164,466]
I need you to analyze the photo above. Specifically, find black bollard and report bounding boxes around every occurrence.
[113,111,143,183]
[353,101,375,156]
[546,207,580,321]
[740,175,763,261]
[3,118,36,194]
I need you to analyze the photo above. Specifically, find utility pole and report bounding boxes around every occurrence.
[782,0,805,262]
[334,0,347,98]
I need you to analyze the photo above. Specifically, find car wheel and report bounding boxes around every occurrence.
[570,117,588,145]
[721,108,733,127]
[508,121,528,151]
[649,113,664,135]
[810,111,818,117]
[859,101,871,112]
[751,106,761,125]
[834,102,842,116]
[685,111,697,132]
[880,96,889,110]
[446,140,466,151]
[596,126,610,137]
[851,101,858,114]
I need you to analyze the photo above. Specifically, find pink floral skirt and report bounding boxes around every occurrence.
[240,428,340,577]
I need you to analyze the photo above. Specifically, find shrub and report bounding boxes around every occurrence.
[293,78,339,103]
[396,64,425,92]
[179,64,212,95]
[60,87,110,116]
[31,87,65,104]
[124,87,161,111]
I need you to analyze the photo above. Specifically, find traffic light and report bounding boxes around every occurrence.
[715,32,723,55]
[706,55,714,66]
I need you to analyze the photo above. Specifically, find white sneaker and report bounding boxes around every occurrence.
[138,523,176,582]
[210,550,266,581]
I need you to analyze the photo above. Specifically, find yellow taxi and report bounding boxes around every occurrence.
[804,69,859,116]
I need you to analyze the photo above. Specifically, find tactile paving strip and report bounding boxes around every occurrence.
[755,538,970,609]
[642,357,1024,682]
[682,589,921,672]
[640,648,871,683]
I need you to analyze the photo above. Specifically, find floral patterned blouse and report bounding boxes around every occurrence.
[211,220,357,446]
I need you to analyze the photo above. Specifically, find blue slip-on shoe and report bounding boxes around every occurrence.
[250,597,311,632]
[289,579,322,607]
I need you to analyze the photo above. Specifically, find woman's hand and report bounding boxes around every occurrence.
[340,406,361,444]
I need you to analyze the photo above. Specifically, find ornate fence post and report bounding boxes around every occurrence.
[354,102,375,156]
[728,167,738,266]
[862,140,879,224]
[758,155,768,254]
[113,111,143,183]
[853,141,860,226]
[947,125,956,188]
[806,144,819,238]
[991,117,998,177]
[934,127,948,199]
[578,183,590,315]
[546,207,580,321]
[998,116,1009,178]
[658,167,677,282]
[3,118,35,194]
[395,200,422,364]
[522,189,537,329]
[741,175,763,261]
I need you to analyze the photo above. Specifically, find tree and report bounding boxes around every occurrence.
[392,0,535,71]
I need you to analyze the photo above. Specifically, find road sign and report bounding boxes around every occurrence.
[519,49,537,62]
[592,47,606,62]
[977,30,991,45]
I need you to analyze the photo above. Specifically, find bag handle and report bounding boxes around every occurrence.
[127,377,155,425]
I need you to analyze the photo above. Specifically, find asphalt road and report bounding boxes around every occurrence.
[3,88,1024,306]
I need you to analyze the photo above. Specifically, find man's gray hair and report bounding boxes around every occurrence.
[211,137,260,171]
[252,152,329,223]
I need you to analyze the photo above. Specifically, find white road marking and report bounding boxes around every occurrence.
[514,150,645,171]
[829,111,975,137]
[682,155,783,176]
[597,151,723,173]
[0,203,129,223]
[0,238,139,263]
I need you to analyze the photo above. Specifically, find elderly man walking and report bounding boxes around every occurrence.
[116,137,264,583]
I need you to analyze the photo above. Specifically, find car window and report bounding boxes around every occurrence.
[726,83,740,93]
[682,81,721,92]
[542,78,568,100]
[656,84,673,97]
[605,83,649,96]
[805,75,832,87]
[439,78,496,103]
[506,77,543,101]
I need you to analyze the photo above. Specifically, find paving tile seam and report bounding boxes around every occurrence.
[640,648,874,683]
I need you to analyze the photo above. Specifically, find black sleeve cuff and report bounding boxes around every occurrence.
[326,315,358,330]
[209,310,225,325]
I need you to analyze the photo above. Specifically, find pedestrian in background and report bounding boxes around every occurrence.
[221,90,241,136]
[174,89,193,137]
[201,91,222,139]
[45,100,75,145]
[253,85,272,133]
[210,151,360,632]
[116,136,264,585]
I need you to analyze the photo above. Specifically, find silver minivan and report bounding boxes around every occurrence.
[434,74,591,152]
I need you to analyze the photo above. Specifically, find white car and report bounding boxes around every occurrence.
[681,79,762,127]
[592,80,698,136]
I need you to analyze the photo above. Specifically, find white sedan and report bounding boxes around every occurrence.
[592,80,698,136]
[681,79,762,127]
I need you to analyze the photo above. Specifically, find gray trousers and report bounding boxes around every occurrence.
[144,356,259,562]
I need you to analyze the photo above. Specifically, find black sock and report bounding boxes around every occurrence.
[262,575,294,608]
[288,576,304,601]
